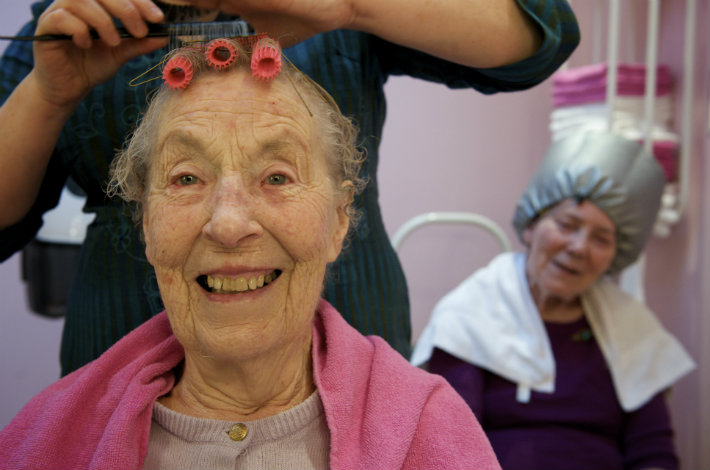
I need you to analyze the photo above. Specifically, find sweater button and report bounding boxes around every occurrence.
[228,423,248,441]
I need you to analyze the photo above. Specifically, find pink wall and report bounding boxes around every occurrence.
[0,1,707,469]
[0,0,65,431]
[628,2,710,468]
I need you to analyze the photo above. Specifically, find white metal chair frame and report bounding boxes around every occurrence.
[390,211,512,253]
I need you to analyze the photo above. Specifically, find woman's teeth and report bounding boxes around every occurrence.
[205,272,278,294]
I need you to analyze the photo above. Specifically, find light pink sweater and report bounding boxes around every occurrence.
[0,299,500,470]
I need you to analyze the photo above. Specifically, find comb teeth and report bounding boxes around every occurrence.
[167,20,253,49]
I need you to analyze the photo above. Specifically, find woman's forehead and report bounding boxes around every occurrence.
[549,199,615,230]
[157,72,314,136]
[167,69,306,113]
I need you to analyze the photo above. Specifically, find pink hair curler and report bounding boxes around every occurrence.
[250,37,282,81]
[205,38,238,70]
[162,54,194,90]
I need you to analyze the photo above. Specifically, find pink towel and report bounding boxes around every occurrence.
[0,313,182,469]
[1,300,501,470]
[647,140,678,181]
[553,63,673,86]
[313,299,501,469]
[552,63,674,107]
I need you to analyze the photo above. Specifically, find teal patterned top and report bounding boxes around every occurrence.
[0,0,579,375]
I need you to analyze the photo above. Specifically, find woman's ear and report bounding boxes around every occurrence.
[522,224,534,247]
[327,181,354,262]
[142,212,154,265]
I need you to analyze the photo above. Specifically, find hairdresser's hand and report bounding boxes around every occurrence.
[179,0,353,46]
[179,0,543,67]
[31,0,168,109]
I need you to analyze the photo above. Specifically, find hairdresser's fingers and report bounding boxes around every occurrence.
[180,0,222,11]
[111,37,168,65]
[76,37,168,89]
[178,0,268,16]
[40,0,164,48]
[35,0,167,72]
[179,0,351,43]
[36,7,92,49]
[181,0,347,20]
[128,0,166,24]
[32,3,168,108]
[37,0,120,46]
[32,35,167,109]
[95,0,165,38]
[237,14,318,47]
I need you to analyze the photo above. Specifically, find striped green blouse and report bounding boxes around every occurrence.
[0,0,579,375]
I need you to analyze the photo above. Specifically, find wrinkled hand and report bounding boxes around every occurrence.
[31,0,168,109]
[179,0,356,46]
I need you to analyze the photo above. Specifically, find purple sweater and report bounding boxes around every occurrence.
[429,316,678,470]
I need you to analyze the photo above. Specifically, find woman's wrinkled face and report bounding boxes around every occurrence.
[523,199,617,303]
[142,70,350,360]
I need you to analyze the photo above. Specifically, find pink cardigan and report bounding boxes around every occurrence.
[0,299,500,470]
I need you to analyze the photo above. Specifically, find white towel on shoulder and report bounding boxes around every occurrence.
[411,252,695,411]
[583,279,695,410]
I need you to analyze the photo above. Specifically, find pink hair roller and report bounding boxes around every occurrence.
[162,54,194,90]
[250,38,282,81]
[206,38,239,70]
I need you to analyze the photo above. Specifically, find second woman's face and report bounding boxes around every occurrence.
[142,70,351,361]
[523,199,617,303]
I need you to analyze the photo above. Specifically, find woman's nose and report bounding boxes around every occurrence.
[202,178,263,248]
[566,230,589,256]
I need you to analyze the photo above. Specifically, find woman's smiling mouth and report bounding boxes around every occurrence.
[198,271,282,294]
[552,260,580,275]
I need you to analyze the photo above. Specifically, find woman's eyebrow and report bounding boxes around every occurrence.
[560,213,615,235]
[553,210,579,221]
[257,138,298,156]
[253,133,311,163]
[158,131,208,155]
[593,225,616,236]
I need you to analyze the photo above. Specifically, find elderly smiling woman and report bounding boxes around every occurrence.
[0,40,500,470]
[412,131,695,470]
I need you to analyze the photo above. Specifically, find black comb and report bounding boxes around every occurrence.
[0,20,252,42]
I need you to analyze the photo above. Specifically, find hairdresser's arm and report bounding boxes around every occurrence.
[0,0,167,228]
[184,0,552,67]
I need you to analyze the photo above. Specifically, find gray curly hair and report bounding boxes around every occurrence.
[107,40,366,230]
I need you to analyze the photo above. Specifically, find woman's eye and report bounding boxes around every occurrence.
[177,174,199,186]
[594,235,614,247]
[555,219,575,231]
[267,174,289,185]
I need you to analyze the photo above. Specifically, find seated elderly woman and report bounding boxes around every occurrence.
[411,131,695,470]
[0,39,501,470]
